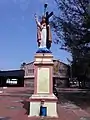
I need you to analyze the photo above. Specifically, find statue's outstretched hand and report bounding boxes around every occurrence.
[34,14,38,20]
[34,13,41,27]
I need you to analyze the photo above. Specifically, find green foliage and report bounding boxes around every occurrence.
[52,0,90,85]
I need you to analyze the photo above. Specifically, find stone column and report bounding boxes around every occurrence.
[28,53,58,117]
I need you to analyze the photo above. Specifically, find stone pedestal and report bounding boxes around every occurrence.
[28,53,58,117]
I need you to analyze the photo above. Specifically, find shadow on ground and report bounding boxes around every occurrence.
[22,100,30,115]
[58,91,90,113]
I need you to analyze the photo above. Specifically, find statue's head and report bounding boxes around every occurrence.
[41,16,46,24]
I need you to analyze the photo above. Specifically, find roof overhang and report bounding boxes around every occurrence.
[24,75,69,79]
[0,70,25,77]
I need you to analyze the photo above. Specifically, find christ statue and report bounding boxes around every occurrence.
[34,14,52,51]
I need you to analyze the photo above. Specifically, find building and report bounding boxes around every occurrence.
[0,70,24,87]
[21,59,70,89]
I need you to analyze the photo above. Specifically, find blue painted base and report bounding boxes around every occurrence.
[36,47,52,53]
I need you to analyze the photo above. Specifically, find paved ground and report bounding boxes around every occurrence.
[58,88,90,93]
[0,87,90,120]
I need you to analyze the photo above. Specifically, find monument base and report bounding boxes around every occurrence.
[28,94,58,117]
[28,53,58,117]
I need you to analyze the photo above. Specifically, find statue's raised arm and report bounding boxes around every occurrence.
[34,14,41,28]
[34,4,53,53]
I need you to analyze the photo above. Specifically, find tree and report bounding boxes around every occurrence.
[53,0,90,48]
[20,62,26,69]
[52,0,90,88]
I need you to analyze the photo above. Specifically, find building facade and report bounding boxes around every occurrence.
[21,59,70,89]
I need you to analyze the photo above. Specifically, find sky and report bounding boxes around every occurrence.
[0,0,72,70]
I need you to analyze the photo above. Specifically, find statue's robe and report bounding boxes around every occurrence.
[37,24,52,48]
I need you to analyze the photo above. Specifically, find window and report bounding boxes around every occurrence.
[28,69,34,73]
[59,69,66,73]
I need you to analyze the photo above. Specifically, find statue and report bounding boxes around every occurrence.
[34,4,53,53]
[35,15,52,48]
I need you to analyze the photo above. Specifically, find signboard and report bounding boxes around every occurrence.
[6,78,18,84]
